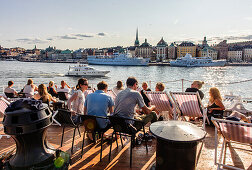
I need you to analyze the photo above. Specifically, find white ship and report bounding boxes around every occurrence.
[170,53,226,67]
[66,64,110,76]
[87,53,150,66]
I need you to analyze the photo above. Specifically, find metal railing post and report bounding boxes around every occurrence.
[181,79,184,92]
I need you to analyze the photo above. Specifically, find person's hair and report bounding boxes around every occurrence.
[27,79,33,85]
[126,77,138,87]
[193,80,204,89]
[155,82,165,91]
[142,82,148,86]
[76,78,88,90]
[209,87,222,102]
[49,81,54,87]
[38,84,50,102]
[116,80,123,90]
[97,81,108,90]
[8,81,14,86]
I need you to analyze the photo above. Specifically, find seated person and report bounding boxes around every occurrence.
[23,79,38,98]
[34,84,56,104]
[140,82,151,107]
[114,77,157,131]
[67,78,88,123]
[56,80,70,99]
[84,81,114,140]
[47,81,58,97]
[226,111,251,123]
[155,82,165,92]
[207,87,225,121]
[112,80,124,95]
[186,80,204,100]
[4,81,18,98]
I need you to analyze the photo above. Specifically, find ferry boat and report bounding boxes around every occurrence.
[66,63,110,76]
[170,53,226,67]
[87,53,150,66]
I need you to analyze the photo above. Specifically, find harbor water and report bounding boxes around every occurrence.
[0,61,251,108]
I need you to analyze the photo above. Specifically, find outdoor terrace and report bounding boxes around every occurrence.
[0,115,251,170]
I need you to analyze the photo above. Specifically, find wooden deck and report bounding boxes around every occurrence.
[0,116,251,170]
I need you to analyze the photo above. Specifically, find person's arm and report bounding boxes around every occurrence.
[67,92,77,113]
[84,106,87,115]
[65,83,70,89]
[209,99,225,113]
[141,105,156,115]
[49,95,56,103]
[33,94,40,100]
[108,106,114,115]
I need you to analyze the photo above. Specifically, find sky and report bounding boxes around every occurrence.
[0,0,252,50]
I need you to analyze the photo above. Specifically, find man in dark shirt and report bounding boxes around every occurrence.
[185,80,204,100]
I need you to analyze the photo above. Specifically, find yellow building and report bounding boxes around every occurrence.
[177,42,196,57]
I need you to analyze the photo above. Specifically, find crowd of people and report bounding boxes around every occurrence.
[2,77,251,141]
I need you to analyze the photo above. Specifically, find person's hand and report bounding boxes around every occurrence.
[55,85,58,89]
[208,108,213,113]
[71,111,76,116]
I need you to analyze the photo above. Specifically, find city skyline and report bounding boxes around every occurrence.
[1,0,252,50]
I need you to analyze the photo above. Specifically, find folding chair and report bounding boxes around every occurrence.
[170,92,209,130]
[80,115,110,161]
[54,109,81,154]
[108,116,148,168]
[145,91,174,119]
[211,117,252,170]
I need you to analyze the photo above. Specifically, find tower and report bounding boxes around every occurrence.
[134,28,140,47]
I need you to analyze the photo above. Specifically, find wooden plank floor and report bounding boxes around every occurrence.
[1,116,251,170]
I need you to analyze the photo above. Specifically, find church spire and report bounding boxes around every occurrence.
[134,28,140,47]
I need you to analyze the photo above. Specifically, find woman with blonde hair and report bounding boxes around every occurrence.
[207,87,225,119]
[48,81,58,97]
[186,80,204,99]
[23,78,38,98]
[34,84,56,104]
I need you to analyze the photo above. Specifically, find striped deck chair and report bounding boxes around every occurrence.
[84,89,94,97]
[170,92,209,130]
[211,118,252,170]
[107,89,117,101]
[145,91,174,119]
[0,97,10,138]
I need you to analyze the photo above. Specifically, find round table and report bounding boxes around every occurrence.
[149,121,206,170]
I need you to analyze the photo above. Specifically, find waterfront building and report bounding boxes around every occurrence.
[243,48,252,62]
[136,39,154,58]
[156,37,168,62]
[213,40,228,60]
[51,49,72,61]
[228,50,243,62]
[228,41,252,48]
[73,49,85,59]
[168,43,177,59]
[177,42,196,57]
[200,47,218,60]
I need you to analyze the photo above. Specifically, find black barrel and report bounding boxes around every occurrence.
[150,121,206,170]
[3,99,54,169]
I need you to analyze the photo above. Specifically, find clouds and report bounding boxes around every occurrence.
[13,32,107,45]
[16,38,48,44]
[97,32,106,36]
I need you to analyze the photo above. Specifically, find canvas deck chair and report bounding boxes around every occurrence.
[170,92,209,130]
[211,117,252,170]
[145,91,174,119]
[107,89,117,101]
[0,97,11,138]
[223,94,251,116]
